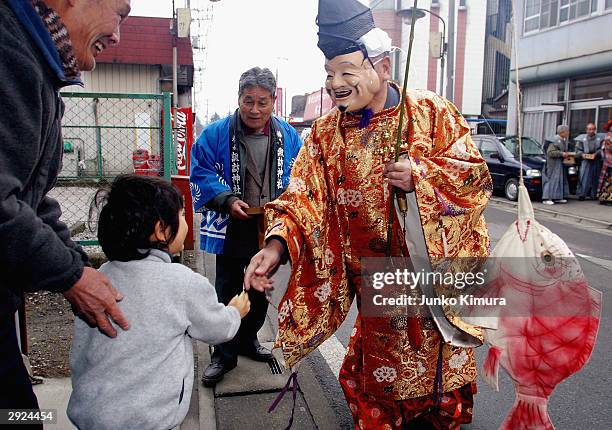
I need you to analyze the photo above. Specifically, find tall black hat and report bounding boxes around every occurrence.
[316,0,376,60]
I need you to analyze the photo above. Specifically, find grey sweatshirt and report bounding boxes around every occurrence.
[67,250,240,430]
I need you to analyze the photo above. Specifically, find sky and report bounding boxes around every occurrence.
[129,0,370,121]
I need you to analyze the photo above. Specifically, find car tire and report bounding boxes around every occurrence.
[504,178,519,201]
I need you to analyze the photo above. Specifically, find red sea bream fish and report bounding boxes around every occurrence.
[480,185,601,430]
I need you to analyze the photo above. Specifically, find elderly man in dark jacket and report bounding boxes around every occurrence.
[1,0,131,419]
[542,125,572,205]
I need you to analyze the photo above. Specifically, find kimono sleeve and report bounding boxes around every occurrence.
[263,119,353,368]
[547,141,564,158]
[264,122,328,265]
[575,139,585,158]
[410,95,492,258]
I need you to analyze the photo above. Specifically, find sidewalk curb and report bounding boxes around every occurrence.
[298,358,343,430]
[490,197,612,230]
[196,342,217,430]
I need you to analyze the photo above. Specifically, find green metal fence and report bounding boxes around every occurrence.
[50,92,176,246]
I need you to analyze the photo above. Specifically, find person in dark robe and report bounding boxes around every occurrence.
[576,122,603,200]
[542,125,572,205]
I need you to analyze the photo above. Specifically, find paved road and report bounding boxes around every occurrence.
[304,205,611,429]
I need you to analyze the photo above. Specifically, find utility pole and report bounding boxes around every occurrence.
[446,0,456,103]
[172,0,179,110]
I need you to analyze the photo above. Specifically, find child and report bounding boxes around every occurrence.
[67,175,250,430]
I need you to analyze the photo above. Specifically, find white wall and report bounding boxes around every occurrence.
[400,0,433,91]
[514,0,612,80]
[64,63,161,94]
[461,0,487,115]
[399,0,486,115]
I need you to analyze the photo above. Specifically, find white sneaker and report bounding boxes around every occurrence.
[543,200,554,205]
[555,199,568,203]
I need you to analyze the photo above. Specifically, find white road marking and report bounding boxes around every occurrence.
[317,335,347,378]
[576,254,612,272]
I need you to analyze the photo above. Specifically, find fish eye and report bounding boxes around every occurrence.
[541,251,555,266]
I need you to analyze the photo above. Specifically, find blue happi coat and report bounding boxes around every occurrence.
[189,112,302,254]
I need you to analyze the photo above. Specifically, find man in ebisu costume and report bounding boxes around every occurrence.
[245,1,492,428]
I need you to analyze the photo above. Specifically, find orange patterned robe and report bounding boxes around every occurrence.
[264,89,492,429]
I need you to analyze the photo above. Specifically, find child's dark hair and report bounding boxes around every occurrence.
[97,174,184,261]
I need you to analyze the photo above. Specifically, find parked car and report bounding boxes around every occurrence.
[471,134,545,201]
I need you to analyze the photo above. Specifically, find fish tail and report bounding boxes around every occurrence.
[482,346,501,391]
[500,393,554,430]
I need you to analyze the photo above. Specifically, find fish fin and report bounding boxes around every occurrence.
[482,346,501,391]
[500,393,554,430]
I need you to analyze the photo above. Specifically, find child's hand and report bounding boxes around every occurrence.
[228,291,251,318]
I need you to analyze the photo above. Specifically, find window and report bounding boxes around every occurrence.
[569,108,596,138]
[560,0,592,22]
[501,137,545,156]
[525,0,598,32]
[598,106,612,132]
[570,74,612,100]
[559,0,570,21]
[525,0,541,32]
[480,139,499,157]
[558,81,566,102]
[606,0,612,8]
[541,0,559,28]
[494,52,511,98]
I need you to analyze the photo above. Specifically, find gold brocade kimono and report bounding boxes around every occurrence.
[264,89,492,400]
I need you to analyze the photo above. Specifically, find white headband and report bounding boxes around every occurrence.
[359,28,392,58]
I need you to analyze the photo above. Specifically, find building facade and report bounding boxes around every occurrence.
[508,0,612,141]
[64,16,194,106]
[371,0,487,117]
[59,16,194,177]
[480,0,512,133]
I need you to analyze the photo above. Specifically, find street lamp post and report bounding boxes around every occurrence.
[397,6,448,98]
[172,0,178,110]
[447,0,455,103]
[275,56,288,119]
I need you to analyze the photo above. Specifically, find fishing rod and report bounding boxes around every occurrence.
[386,0,418,256]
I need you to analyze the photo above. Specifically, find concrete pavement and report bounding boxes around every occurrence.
[191,248,341,430]
[32,378,75,429]
[490,195,611,230]
[31,200,610,429]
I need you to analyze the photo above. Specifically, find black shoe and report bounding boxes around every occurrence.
[579,196,585,201]
[201,361,236,387]
[239,343,273,362]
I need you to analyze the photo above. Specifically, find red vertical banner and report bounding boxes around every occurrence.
[171,107,194,176]
[171,175,194,250]
[276,87,283,117]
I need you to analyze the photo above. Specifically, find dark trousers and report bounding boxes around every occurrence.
[211,255,269,365]
[0,312,43,430]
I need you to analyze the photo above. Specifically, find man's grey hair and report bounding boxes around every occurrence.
[238,67,276,98]
[557,124,569,133]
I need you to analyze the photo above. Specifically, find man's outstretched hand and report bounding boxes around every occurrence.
[63,267,130,338]
[244,239,285,292]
